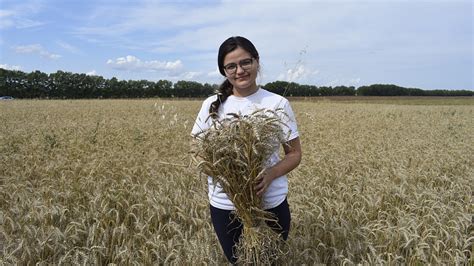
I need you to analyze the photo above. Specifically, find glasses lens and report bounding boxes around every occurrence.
[224,64,237,74]
[240,59,253,69]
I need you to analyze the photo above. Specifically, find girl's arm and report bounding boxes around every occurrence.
[255,137,302,196]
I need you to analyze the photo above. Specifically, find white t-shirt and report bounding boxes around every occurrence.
[191,88,299,210]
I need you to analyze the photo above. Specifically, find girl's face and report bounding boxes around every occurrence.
[223,46,259,96]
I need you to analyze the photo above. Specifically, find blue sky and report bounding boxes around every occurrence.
[0,0,472,90]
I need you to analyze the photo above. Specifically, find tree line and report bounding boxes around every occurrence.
[0,68,472,99]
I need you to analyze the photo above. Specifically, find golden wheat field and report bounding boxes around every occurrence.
[0,98,473,265]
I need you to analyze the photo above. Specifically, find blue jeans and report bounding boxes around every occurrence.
[209,198,291,264]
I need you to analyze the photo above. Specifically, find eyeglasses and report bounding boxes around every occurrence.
[223,58,254,75]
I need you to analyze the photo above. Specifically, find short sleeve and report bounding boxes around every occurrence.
[280,100,299,142]
[191,97,214,137]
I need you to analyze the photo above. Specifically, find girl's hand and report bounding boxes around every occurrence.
[254,168,276,196]
[254,137,302,197]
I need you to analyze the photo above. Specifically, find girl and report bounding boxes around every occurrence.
[191,36,302,264]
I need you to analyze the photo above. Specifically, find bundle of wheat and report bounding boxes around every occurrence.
[193,108,289,264]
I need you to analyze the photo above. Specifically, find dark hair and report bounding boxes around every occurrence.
[209,36,259,118]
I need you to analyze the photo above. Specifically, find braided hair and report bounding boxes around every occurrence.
[209,36,259,118]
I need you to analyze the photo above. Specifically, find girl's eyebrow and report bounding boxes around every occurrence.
[224,58,252,65]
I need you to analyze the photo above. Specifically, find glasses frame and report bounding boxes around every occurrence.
[223,58,254,75]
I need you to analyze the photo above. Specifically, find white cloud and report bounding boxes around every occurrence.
[349,78,361,85]
[0,10,15,29]
[181,71,201,80]
[0,1,45,29]
[0,10,14,17]
[321,75,363,87]
[278,65,319,83]
[57,41,80,54]
[0,63,21,70]
[207,69,220,77]
[86,70,97,76]
[107,55,183,74]
[14,44,61,59]
[15,18,44,29]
